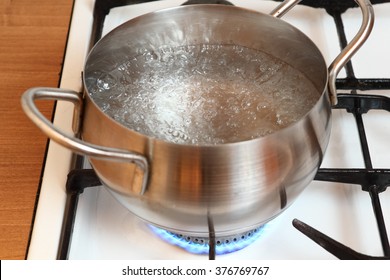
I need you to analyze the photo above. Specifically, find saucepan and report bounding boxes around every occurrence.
[21,0,374,236]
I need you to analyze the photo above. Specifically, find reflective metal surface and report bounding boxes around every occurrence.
[21,3,373,236]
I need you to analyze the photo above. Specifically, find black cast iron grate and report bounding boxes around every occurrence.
[57,0,390,260]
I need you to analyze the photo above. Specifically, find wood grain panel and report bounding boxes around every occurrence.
[0,0,73,259]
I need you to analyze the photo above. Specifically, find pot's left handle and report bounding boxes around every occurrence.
[21,87,149,195]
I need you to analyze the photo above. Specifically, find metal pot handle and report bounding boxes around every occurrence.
[270,0,374,105]
[21,87,149,195]
[269,0,303,18]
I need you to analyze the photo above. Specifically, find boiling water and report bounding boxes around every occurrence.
[86,44,320,145]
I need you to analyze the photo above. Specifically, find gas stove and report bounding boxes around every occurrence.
[26,0,390,260]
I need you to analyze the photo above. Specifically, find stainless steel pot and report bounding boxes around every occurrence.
[21,0,374,236]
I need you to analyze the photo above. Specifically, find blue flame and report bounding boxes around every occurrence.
[149,225,265,255]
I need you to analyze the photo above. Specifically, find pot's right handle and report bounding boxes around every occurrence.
[327,0,374,105]
[269,0,303,18]
[21,87,149,195]
[270,0,375,105]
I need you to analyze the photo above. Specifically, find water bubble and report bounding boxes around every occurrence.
[276,114,283,125]
[172,130,180,138]
[241,97,252,109]
[100,102,110,112]
[256,101,268,111]
[97,73,117,91]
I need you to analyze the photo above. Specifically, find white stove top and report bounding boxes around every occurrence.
[27,0,390,259]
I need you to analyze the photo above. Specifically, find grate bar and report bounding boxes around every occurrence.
[369,188,390,256]
[292,219,390,259]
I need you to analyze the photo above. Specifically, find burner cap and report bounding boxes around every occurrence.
[182,0,234,6]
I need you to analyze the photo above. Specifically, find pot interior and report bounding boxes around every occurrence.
[84,5,327,145]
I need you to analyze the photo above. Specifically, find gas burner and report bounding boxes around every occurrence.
[149,225,266,255]
[182,0,234,5]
